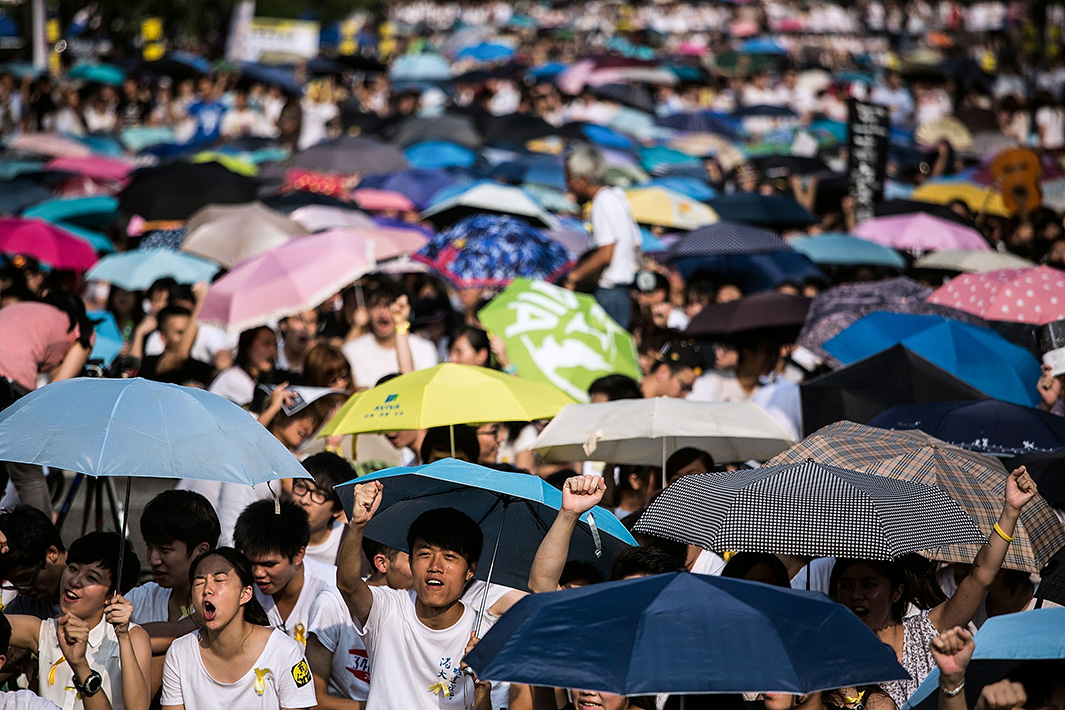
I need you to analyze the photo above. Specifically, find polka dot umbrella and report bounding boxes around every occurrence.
[926,265,1065,325]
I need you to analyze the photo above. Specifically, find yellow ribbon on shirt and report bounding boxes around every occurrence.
[48,656,66,686]
[428,681,451,698]
[180,603,196,619]
[254,668,270,696]
[293,623,307,646]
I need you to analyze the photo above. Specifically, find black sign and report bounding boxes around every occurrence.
[846,99,891,224]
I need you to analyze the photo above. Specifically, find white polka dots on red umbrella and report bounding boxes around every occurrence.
[926,266,1065,325]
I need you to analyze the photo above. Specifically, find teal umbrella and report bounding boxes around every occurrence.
[120,126,176,152]
[23,195,119,230]
[68,63,125,86]
[56,222,115,254]
[791,233,906,269]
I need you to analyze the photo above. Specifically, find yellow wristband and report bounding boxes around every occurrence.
[993,522,1014,542]
[395,321,410,335]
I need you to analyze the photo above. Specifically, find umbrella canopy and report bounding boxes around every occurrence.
[913,249,1034,274]
[197,231,379,331]
[45,156,137,183]
[421,183,559,230]
[333,459,635,591]
[23,195,120,230]
[635,461,985,560]
[118,162,258,220]
[911,182,1011,218]
[668,221,789,261]
[390,53,451,83]
[68,62,125,86]
[867,400,1065,456]
[1034,547,1065,607]
[8,133,93,158]
[800,345,990,435]
[181,202,309,268]
[414,214,571,288]
[685,292,811,340]
[87,311,124,366]
[767,421,1065,572]
[824,312,1041,406]
[287,205,376,232]
[533,399,795,467]
[791,233,907,269]
[0,218,98,271]
[853,213,988,253]
[465,572,909,696]
[0,180,52,215]
[914,116,974,151]
[625,187,719,230]
[404,141,477,170]
[926,266,1065,325]
[875,199,978,227]
[358,169,459,211]
[0,377,309,485]
[389,114,482,148]
[292,135,409,175]
[477,278,640,402]
[320,363,575,436]
[86,249,221,290]
[707,193,818,228]
[352,188,416,212]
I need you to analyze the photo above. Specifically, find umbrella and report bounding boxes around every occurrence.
[707,193,817,228]
[477,278,640,402]
[390,115,482,149]
[390,54,451,83]
[139,51,212,80]
[465,572,909,696]
[181,202,309,268]
[853,213,989,253]
[643,177,717,202]
[625,187,718,231]
[589,84,656,114]
[766,421,1065,572]
[321,363,575,437]
[455,42,515,63]
[1034,547,1065,606]
[87,311,124,366]
[914,116,974,151]
[287,205,376,231]
[68,62,125,86]
[0,179,52,215]
[911,182,1011,218]
[357,169,458,211]
[312,226,427,260]
[867,400,1065,457]
[120,126,177,152]
[404,141,477,170]
[800,345,990,435]
[421,183,559,230]
[118,162,258,221]
[875,199,978,227]
[44,156,137,183]
[903,608,1065,710]
[1007,449,1065,506]
[85,249,221,290]
[668,221,789,261]
[926,266,1065,325]
[352,188,416,212]
[333,459,634,594]
[197,231,379,332]
[638,146,702,173]
[8,133,93,159]
[791,234,907,269]
[824,312,1041,406]
[235,62,301,96]
[635,461,986,560]
[0,377,310,586]
[533,398,795,469]
[414,214,571,289]
[913,250,1034,273]
[686,291,811,340]
[292,135,409,176]
[481,113,565,145]
[0,218,98,271]
[23,195,119,230]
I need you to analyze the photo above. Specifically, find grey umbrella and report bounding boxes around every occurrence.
[292,134,409,175]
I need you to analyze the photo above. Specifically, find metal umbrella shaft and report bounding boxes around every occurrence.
[115,476,132,595]
[475,500,510,639]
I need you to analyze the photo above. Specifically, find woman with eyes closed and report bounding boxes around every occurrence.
[4,531,150,710]
[160,547,315,710]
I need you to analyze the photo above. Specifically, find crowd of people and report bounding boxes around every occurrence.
[1,0,1065,709]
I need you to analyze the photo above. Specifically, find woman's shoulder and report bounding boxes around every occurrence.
[263,627,306,661]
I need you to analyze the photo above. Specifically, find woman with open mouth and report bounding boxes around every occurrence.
[4,531,151,710]
[160,547,316,710]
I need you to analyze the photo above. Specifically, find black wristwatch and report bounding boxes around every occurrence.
[73,669,103,697]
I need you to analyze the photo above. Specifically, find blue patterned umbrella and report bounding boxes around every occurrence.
[414,214,573,289]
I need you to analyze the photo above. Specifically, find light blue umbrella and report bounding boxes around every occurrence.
[120,126,176,152]
[645,176,717,202]
[456,41,515,63]
[68,63,125,86]
[87,310,124,366]
[86,249,221,290]
[792,233,907,269]
[390,54,451,83]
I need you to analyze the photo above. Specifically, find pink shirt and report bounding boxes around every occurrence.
[0,302,86,391]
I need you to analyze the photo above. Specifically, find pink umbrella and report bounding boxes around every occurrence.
[352,188,417,213]
[0,218,98,271]
[927,266,1065,325]
[46,156,137,183]
[9,133,93,158]
[288,205,376,232]
[313,226,428,261]
[853,213,989,253]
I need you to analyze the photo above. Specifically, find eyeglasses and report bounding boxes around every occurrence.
[292,479,331,506]
[476,426,501,439]
[1,559,44,593]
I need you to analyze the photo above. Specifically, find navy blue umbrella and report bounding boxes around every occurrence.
[357,168,459,211]
[464,572,909,696]
[868,400,1065,457]
[707,193,817,228]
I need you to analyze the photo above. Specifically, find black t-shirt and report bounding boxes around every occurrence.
[139,355,215,388]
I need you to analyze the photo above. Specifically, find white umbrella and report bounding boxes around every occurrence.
[288,205,376,232]
[421,183,559,230]
[913,249,1035,274]
[181,202,309,268]
[532,398,796,479]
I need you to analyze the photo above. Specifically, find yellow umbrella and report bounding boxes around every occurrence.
[625,186,719,231]
[189,152,259,177]
[320,363,576,437]
[911,182,1012,218]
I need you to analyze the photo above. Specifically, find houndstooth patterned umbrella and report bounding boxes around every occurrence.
[766,421,1065,572]
[634,460,987,560]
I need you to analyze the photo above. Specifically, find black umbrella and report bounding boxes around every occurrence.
[685,292,811,339]
[389,114,483,148]
[634,461,986,560]
[668,220,788,261]
[292,134,409,175]
[261,190,355,213]
[1007,449,1065,506]
[707,193,818,228]
[482,113,576,145]
[118,162,258,221]
[800,344,989,436]
[1035,543,1065,606]
[590,83,656,114]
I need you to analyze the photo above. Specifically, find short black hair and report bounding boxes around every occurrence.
[610,545,686,580]
[157,305,192,332]
[233,499,311,562]
[67,531,140,594]
[140,489,220,553]
[407,508,483,566]
[301,452,355,511]
[0,505,65,578]
[559,560,604,587]
[587,374,641,401]
[362,536,403,563]
[665,447,715,482]
[420,424,480,464]
[721,552,791,587]
[365,278,405,309]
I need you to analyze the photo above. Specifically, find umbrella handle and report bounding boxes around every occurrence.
[114,477,131,596]
[586,512,602,558]
[475,501,509,638]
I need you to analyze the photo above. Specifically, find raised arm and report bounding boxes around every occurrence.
[528,476,605,593]
[337,481,383,626]
[930,467,1037,632]
[930,626,973,710]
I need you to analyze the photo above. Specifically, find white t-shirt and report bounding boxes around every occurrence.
[357,586,475,710]
[1036,106,1065,150]
[342,333,439,391]
[307,586,370,702]
[0,690,62,710]
[162,629,316,710]
[257,570,334,646]
[790,557,835,594]
[590,186,640,288]
[126,582,180,625]
[305,521,344,567]
[209,366,257,406]
[37,617,136,710]
[691,549,727,576]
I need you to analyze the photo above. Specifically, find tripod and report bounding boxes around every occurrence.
[54,472,125,537]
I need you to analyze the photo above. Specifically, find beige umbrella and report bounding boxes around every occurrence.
[915,116,974,151]
[181,202,309,268]
[669,133,746,172]
[913,249,1035,273]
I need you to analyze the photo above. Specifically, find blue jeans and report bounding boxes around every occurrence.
[595,285,632,330]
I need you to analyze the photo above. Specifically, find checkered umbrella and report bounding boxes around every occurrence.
[766,421,1065,572]
[634,460,986,560]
